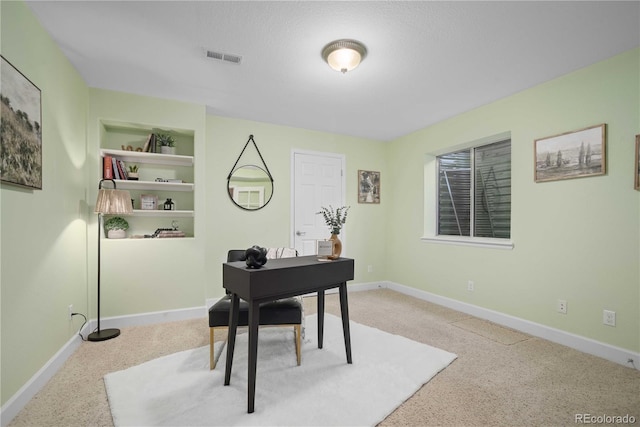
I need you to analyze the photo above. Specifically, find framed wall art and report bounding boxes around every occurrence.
[0,55,42,189]
[358,170,380,204]
[635,135,640,191]
[534,123,606,183]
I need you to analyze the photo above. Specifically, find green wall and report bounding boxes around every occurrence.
[1,1,89,405]
[1,0,638,415]
[204,116,388,299]
[386,48,640,352]
[87,88,207,318]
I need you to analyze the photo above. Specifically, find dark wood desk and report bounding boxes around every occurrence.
[222,255,355,413]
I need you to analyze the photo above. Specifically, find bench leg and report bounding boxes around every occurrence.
[210,327,215,370]
[294,324,301,365]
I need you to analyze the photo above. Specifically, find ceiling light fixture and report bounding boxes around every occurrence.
[321,39,367,74]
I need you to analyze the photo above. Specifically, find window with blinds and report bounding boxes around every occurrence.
[437,139,511,238]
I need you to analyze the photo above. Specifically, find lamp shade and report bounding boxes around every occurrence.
[95,188,133,215]
[322,39,367,73]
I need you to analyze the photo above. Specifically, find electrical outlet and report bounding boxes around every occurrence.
[467,280,474,291]
[557,300,567,314]
[367,265,373,273]
[603,309,616,326]
[68,304,73,321]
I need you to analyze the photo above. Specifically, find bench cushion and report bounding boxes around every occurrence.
[209,295,303,327]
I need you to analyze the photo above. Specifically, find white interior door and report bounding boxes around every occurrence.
[292,151,345,255]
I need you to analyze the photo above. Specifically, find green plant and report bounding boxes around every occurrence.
[128,164,138,173]
[316,205,350,235]
[155,133,175,147]
[104,216,129,231]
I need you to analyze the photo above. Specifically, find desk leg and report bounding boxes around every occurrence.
[339,282,353,364]
[317,290,325,349]
[247,301,260,413]
[224,293,240,385]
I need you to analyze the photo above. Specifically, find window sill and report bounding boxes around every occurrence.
[421,235,514,250]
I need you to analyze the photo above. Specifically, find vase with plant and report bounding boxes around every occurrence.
[316,205,350,259]
[127,164,139,180]
[104,216,129,239]
[156,133,176,155]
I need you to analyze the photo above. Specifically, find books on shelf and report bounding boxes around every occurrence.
[156,230,186,238]
[142,133,156,153]
[113,158,128,180]
[103,155,114,179]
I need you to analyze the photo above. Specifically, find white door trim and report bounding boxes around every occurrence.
[290,148,346,250]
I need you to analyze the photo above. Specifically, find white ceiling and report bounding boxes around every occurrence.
[26,1,640,142]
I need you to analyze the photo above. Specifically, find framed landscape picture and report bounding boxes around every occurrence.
[635,135,640,190]
[358,170,380,204]
[0,56,42,189]
[534,124,606,183]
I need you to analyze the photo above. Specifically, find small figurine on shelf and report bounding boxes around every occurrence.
[163,198,175,210]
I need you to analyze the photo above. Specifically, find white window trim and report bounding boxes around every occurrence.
[423,131,514,250]
[421,235,514,250]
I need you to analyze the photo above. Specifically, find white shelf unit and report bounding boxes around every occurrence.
[132,209,194,218]
[100,148,194,167]
[112,179,194,192]
[100,123,195,237]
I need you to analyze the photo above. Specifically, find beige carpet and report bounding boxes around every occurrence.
[451,317,531,345]
[8,289,640,426]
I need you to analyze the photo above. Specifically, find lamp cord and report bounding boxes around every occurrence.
[71,312,88,341]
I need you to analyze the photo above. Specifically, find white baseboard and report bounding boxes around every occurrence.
[1,306,207,427]
[1,328,85,427]
[91,305,207,330]
[4,282,636,426]
[381,280,639,371]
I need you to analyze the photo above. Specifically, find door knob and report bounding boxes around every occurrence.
[296,231,306,236]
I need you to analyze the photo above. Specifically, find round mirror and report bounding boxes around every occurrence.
[227,165,274,210]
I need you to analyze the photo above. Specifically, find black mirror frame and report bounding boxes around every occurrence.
[227,135,274,211]
[227,164,274,211]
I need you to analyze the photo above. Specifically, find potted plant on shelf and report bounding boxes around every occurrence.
[316,205,350,259]
[127,164,139,180]
[104,216,129,239]
[156,133,176,155]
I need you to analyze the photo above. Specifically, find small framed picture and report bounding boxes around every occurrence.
[534,123,606,183]
[140,194,158,210]
[635,135,640,191]
[358,170,380,204]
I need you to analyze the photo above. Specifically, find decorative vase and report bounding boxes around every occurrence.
[328,234,342,260]
[107,229,126,239]
[160,146,175,155]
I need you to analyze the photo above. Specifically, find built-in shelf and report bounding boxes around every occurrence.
[100,121,196,238]
[113,179,194,192]
[131,209,194,218]
[100,148,194,167]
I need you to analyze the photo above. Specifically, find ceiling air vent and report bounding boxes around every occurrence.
[206,50,242,65]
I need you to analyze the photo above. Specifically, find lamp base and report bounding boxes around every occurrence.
[88,328,121,342]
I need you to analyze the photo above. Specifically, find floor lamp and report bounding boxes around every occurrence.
[88,179,133,342]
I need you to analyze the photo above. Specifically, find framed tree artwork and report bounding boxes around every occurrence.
[534,124,606,183]
[358,170,380,204]
[0,55,42,189]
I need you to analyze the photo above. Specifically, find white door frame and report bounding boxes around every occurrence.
[290,148,346,252]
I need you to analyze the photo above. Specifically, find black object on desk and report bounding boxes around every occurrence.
[222,255,355,413]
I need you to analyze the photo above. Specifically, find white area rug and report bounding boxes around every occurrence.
[104,314,457,426]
